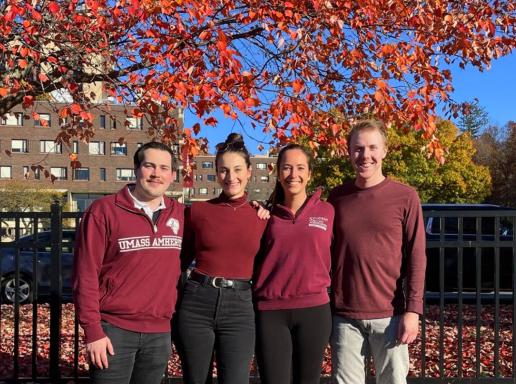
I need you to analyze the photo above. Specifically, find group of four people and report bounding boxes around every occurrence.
[73,119,426,384]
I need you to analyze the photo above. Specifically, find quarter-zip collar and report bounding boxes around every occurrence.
[127,186,166,222]
[115,184,176,232]
[273,188,323,221]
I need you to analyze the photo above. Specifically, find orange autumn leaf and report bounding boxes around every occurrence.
[38,73,49,82]
[292,79,304,94]
[70,103,82,114]
[59,107,69,118]
[220,104,231,115]
[48,1,60,14]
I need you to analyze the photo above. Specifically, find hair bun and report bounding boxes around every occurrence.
[224,133,244,145]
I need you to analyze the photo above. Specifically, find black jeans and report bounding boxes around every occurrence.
[255,303,332,384]
[176,279,255,384]
[90,321,171,384]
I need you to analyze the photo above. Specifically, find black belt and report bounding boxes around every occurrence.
[189,270,251,290]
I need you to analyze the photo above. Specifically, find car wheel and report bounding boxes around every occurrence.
[1,274,33,304]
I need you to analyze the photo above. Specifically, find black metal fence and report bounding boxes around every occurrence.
[0,204,515,383]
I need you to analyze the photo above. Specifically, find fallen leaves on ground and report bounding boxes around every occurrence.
[0,304,513,379]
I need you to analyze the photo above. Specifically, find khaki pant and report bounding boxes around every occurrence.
[331,315,409,384]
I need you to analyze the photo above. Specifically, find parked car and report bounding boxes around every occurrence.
[423,204,515,299]
[0,230,76,304]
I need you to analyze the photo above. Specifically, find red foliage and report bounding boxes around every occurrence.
[1,0,515,162]
[0,304,514,379]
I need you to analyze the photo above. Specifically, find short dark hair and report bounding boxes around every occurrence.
[133,142,177,170]
[347,119,388,150]
[215,133,251,168]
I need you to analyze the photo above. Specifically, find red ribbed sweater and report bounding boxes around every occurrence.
[181,193,267,279]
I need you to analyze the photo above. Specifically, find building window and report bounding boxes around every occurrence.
[194,174,203,181]
[260,176,269,182]
[184,188,194,198]
[199,188,208,195]
[73,193,106,211]
[127,117,143,130]
[34,113,51,127]
[11,139,28,153]
[111,118,117,129]
[116,168,135,181]
[40,140,62,153]
[99,168,106,181]
[110,142,127,156]
[0,166,12,179]
[207,174,216,182]
[213,188,223,195]
[72,141,79,153]
[99,115,106,129]
[73,167,89,181]
[201,161,213,169]
[23,165,40,179]
[1,112,24,126]
[255,163,267,170]
[50,167,67,180]
[89,141,105,155]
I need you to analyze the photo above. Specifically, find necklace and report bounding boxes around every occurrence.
[221,200,249,211]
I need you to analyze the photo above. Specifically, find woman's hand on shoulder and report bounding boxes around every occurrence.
[251,201,270,220]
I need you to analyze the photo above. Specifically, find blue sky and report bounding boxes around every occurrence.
[447,53,515,127]
[185,52,515,155]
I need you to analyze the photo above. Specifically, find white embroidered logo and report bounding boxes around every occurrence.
[118,235,182,252]
[166,218,180,235]
[308,216,328,231]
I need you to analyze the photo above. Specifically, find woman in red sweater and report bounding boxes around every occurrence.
[253,144,334,384]
[176,133,267,384]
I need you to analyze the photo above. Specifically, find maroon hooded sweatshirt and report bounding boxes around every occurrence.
[73,185,184,344]
[253,189,334,310]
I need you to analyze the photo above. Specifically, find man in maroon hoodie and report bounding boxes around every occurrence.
[328,120,426,384]
[73,142,184,384]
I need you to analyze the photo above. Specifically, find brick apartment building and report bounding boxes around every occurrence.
[0,101,184,211]
[186,154,277,203]
[0,101,278,210]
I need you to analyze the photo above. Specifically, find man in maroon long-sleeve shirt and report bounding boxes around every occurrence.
[328,120,426,384]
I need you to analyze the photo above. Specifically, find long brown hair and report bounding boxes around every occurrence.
[266,144,314,207]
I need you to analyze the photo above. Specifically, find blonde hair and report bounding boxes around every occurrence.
[347,120,388,149]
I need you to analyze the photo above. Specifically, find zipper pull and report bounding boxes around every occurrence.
[154,225,158,233]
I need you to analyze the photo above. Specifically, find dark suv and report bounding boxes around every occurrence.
[0,230,76,303]
[423,204,515,298]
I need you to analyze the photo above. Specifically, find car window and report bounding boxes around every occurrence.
[427,215,512,237]
[16,231,76,252]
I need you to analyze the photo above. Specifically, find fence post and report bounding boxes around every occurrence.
[49,201,63,381]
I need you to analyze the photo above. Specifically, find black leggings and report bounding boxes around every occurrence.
[255,303,331,384]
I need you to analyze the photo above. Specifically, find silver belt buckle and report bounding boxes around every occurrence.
[212,277,234,288]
